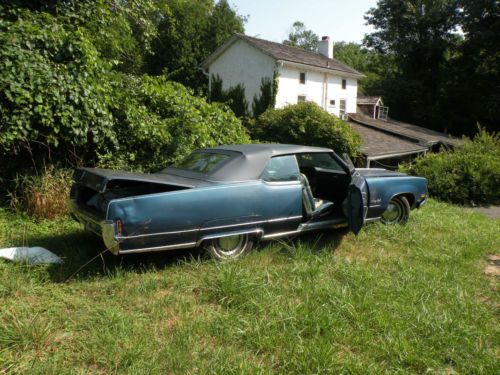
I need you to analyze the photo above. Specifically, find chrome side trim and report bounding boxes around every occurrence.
[364,217,381,223]
[116,227,199,239]
[113,215,303,240]
[199,215,302,232]
[267,215,302,223]
[300,218,346,231]
[118,242,197,255]
[262,230,300,240]
[261,219,348,240]
[196,228,264,247]
[262,180,302,186]
[200,220,267,231]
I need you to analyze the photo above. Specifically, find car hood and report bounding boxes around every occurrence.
[355,168,407,178]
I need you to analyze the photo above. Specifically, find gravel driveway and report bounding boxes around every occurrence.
[471,206,500,220]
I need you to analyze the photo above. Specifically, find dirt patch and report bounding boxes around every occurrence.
[484,255,500,277]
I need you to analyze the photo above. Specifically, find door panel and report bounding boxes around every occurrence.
[347,173,368,234]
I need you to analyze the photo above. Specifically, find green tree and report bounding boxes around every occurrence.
[206,0,246,54]
[283,21,319,52]
[252,77,276,118]
[442,0,500,134]
[78,0,161,74]
[1,1,161,74]
[332,42,395,95]
[145,0,244,90]
[3,0,246,87]
[209,75,248,118]
[364,0,462,132]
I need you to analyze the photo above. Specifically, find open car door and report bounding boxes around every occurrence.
[347,172,368,235]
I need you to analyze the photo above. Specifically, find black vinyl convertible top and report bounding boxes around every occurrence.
[163,144,334,182]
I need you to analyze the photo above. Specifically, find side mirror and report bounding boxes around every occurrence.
[342,153,356,173]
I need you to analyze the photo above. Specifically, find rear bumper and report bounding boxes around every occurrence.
[70,201,120,255]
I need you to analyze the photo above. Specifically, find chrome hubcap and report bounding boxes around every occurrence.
[216,235,245,256]
[382,202,402,223]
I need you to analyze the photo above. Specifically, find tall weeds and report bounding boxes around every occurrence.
[9,167,72,219]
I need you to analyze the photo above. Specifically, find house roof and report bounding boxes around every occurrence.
[349,113,459,147]
[357,96,383,106]
[202,34,365,78]
[350,123,428,158]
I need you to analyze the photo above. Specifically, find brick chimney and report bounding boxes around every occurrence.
[318,36,333,59]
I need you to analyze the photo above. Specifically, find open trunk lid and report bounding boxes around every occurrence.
[73,167,195,193]
[71,168,194,216]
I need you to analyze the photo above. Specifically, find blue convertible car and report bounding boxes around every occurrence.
[70,144,428,259]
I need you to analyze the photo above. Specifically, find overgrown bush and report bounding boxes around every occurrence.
[9,167,73,219]
[0,10,249,189]
[252,76,277,118]
[101,74,250,171]
[251,102,362,157]
[401,129,500,205]
[0,9,115,176]
[211,74,249,117]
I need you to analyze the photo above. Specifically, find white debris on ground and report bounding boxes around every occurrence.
[0,247,63,264]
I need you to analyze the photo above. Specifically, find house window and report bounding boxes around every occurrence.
[329,100,336,107]
[299,72,306,84]
[342,79,347,89]
[297,95,306,103]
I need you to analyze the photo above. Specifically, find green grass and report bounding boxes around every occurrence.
[0,200,498,374]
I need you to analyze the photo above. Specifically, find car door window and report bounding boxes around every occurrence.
[296,153,345,173]
[261,155,300,182]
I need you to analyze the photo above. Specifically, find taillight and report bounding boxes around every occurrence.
[116,219,123,236]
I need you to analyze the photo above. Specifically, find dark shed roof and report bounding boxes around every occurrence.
[350,123,427,158]
[203,34,364,78]
[357,96,383,106]
[349,113,458,147]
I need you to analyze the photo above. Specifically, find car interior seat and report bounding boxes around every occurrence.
[300,174,334,218]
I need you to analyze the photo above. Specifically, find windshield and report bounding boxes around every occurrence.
[170,152,231,173]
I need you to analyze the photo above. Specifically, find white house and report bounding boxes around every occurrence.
[202,34,364,118]
[202,34,457,169]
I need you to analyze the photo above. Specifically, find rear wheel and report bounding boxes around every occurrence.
[381,196,410,225]
[204,234,254,260]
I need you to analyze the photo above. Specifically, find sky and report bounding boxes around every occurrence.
[229,0,378,44]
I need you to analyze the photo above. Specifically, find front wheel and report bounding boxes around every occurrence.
[204,234,254,260]
[381,196,410,225]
